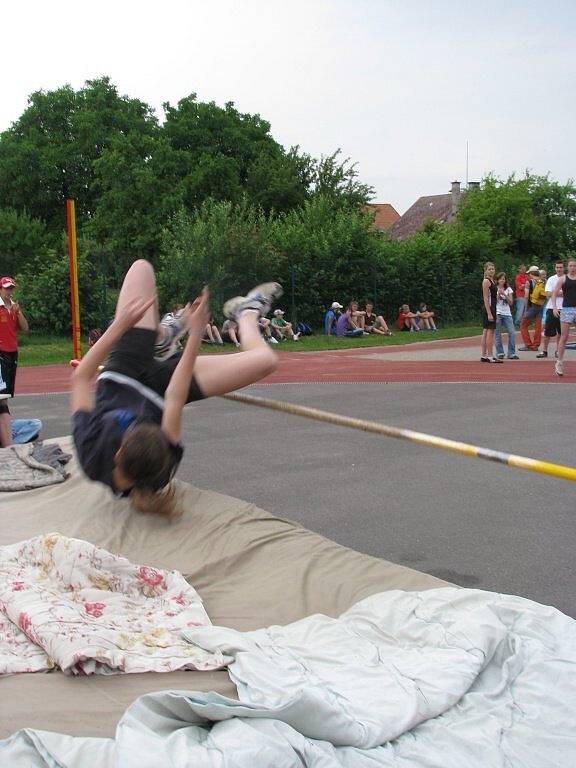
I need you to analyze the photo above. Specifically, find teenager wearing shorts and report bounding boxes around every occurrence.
[537,260,564,359]
[71,259,280,516]
[551,258,576,377]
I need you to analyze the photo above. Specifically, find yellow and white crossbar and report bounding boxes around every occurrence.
[222,392,576,483]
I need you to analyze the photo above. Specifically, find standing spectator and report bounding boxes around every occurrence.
[519,266,546,351]
[364,302,393,336]
[537,260,565,359]
[0,276,29,447]
[551,257,576,376]
[324,302,342,335]
[271,309,300,341]
[514,264,530,327]
[336,305,364,337]
[480,262,502,362]
[494,272,518,359]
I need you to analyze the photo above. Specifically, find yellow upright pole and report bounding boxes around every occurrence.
[66,199,81,361]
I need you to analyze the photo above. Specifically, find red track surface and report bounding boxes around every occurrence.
[17,338,573,395]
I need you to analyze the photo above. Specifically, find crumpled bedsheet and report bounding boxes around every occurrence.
[0,442,70,491]
[0,533,229,675]
[1,587,575,767]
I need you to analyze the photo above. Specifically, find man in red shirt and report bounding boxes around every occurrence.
[0,276,29,447]
[514,264,530,328]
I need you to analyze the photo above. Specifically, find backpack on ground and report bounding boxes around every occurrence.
[297,321,313,336]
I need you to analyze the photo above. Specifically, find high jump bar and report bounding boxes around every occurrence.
[222,392,576,483]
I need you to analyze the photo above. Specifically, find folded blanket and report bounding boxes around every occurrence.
[0,442,71,491]
[0,533,230,675]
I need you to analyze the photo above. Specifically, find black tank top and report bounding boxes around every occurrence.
[485,279,497,313]
[563,274,576,308]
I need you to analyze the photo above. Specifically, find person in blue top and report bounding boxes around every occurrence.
[324,302,343,335]
[71,259,281,518]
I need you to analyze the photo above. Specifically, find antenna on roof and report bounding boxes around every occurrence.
[466,140,469,188]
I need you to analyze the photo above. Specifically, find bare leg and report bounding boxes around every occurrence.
[212,325,223,344]
[0,412,11,447]
[115,260,158,331]
[193,311,277,397]
[481,329,489,357]
[557,322,570,362]
[205,324,215,343]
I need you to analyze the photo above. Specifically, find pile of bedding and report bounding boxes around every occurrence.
[0,533,229,675]
[2,586,575,767]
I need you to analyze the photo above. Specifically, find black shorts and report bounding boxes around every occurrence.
[0,350,17,414]
[544,308,561,338]
[103,328,204,403]
[482,311,496,330]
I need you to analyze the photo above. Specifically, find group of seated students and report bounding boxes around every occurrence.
[325,300,438,337]
[215,308,300,347]
[396,303,438,332]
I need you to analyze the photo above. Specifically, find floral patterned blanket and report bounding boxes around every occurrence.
[0,533,230,675]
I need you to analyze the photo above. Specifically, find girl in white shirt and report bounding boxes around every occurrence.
[495,272,518,359]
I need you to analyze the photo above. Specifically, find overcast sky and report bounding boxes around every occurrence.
[2,0,575,212]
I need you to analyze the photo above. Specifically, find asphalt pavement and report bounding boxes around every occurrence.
[10,380,575,618]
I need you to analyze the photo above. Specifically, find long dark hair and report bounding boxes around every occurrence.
[117,424,180,519]
[496,272,508,290]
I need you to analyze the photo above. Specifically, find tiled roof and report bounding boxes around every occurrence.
[364,203,401,231]
[388,194,457,241]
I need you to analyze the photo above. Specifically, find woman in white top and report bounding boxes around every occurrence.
[495,272,519,359]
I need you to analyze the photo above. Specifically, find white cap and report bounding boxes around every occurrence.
[331,302,343,310]
[273,309,285,316]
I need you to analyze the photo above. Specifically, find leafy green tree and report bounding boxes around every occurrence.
[0,208,51,276]
[457,173,576,266]
[17,240,103,334]
[0,77,157,234]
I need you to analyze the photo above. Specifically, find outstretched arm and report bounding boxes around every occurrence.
[70,297,155,413]
[162,288,209,444]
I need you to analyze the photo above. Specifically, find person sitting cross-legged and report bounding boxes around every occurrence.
[271,309,300,341]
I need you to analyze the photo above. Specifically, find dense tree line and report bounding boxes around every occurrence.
[1,78,575,333]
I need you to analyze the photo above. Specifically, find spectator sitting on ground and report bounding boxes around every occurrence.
[271,309,300,341]
[397,304,420,332]
[349,300,367,330]
[259,316,278,344]
[221,317,240,348]
[203,317,224,346]
[416,303,438,331]
[363,301,393,336]
[336,304,365,338]
[324,301,343,335]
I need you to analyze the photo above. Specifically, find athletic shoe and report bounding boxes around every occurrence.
[223,283,283,321]
[497,354,505,359]
[293,332,300,341]
[490,357,504,363]
[267,336,279,344]
[155,309,188,361]
[555,360,564,376]
[480,357,491,362]
[536,351,548,358]
[508,355,520,360]
[0,393,10,400]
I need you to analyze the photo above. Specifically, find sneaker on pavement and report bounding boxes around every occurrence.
[508,355,520,360]
[555,360,564,376]
[223,282,283,321]
[497,354,504,359]
[536,351,548,358]
[155,309,188,361]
